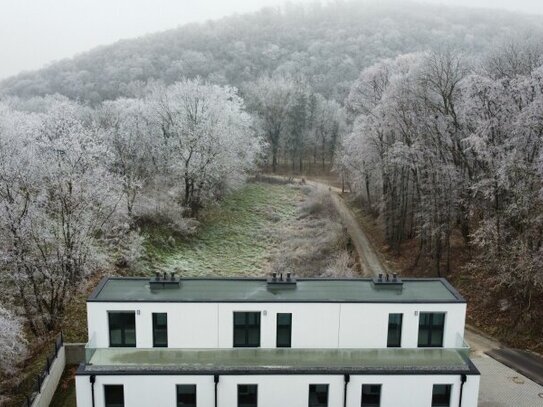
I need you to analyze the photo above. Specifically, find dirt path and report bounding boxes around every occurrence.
[305,180,388,277]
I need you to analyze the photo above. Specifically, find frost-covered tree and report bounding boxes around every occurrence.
[0,99,120,333]
[0,306,27,376]
[245,76,295,172]
[341,41,543,301]
[149,79,262,214]
[99,98,157,218]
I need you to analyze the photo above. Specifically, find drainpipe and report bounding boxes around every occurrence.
[214,374,220,407]
[458,374,467,407]
[90,375,96,407]
[343,374,350,407]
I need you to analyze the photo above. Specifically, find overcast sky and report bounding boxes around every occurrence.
[1,0,543,80]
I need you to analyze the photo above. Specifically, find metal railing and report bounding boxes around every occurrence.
[21,332,64,407]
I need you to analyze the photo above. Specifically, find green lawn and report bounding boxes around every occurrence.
[143,182,303,276]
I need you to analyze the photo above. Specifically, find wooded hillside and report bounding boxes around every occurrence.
[2,1,542,103]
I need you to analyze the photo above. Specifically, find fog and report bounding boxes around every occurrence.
[1,0,542,79]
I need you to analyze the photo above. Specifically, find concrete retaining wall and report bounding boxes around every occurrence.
[31,346,65,407]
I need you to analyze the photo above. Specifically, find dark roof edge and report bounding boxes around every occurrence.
[439,278,466,302]
[465,358,481,376]
[87,299,466,304]
[76,364,480,377]
[88,276,110,301]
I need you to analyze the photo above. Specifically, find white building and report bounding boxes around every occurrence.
[75,275,480,407]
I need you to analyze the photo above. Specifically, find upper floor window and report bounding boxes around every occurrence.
[108,312,136,347]
[431,384,451,407]
[234,312,261,347]
[153,313,168,348]
[308,384,329,407]
[418,312,445,347]
[104,385,124,407]
[238,384,258,407]
[361,384,381,407]
[177,384,196,407]
[276,313,292,348]
[387,313,402,347]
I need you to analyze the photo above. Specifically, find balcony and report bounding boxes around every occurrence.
[83,345,472,374]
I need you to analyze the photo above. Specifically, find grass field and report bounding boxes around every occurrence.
[143,182,305,277]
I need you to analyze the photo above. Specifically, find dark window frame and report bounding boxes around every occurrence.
[361,384,382,407]
[152,312,168,348]
[237,384,258,407]
[387,313,403,348]
[418,312,446,348]
[308,384,329,407]
[431,384,452,407]
[233,312,261,348]
[276,313,292,348]
[176,384,197,407]
[104,384,124,407]
[108,311,136,348]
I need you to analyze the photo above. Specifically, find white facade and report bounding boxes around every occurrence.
[87,302,467,349]
[76,277,480,407]
[76,373,480,407]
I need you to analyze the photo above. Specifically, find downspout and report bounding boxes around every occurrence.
[90,375,96,407]
[214,374,220,407]
[458,374,467,407]
[343,374,350,407]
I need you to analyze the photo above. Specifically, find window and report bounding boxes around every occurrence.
[233,312,261,347]
[432,384,451,407]
[276,313,292,348]
[153,313,168,347]
[361,384,381,407]
[418,312,445,347]
[387,314,402,347]
[104,385,124,407]
[108,312,136,347]
[238,384,257,407]
[308,384,329,407]
[177,384,196,407]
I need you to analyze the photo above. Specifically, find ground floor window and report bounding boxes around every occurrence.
[361,384,381,407]
[309,384,329,407]
[104,385,124,407]
[432,384,452,407]
[176,384,196,407]
[238,384,258,407]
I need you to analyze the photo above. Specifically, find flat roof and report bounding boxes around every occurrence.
[79,348,478,376]
[88,277,465,303]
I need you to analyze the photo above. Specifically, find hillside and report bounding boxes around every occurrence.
[2,1,543,103]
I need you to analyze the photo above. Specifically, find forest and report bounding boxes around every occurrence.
[1,0,543,400]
